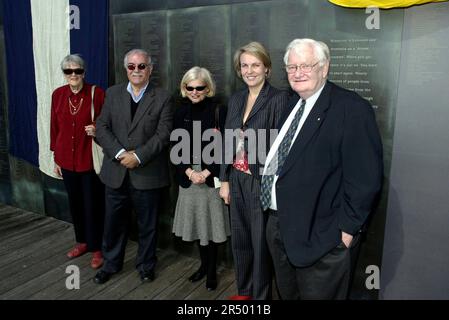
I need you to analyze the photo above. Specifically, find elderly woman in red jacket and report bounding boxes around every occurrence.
[50,54,105,269]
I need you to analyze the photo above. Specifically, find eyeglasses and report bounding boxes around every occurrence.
[185,85,207,92]
[127,63,148,71]
[63,68,84,75]
[285,61,320,74]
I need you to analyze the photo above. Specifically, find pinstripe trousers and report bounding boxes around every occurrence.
[229,168,272,300]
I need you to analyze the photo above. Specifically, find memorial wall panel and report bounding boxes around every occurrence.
[310,1,403,173]
[110,1,407,298]
[169,6,231,97]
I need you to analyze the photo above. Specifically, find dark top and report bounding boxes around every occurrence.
[172,97,227,188]
[130,97,139,121]
[274,81,383,266]
[50,83,105,172]
[219,81,288,181]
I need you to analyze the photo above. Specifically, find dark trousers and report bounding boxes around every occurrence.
[229,169,272,300]
[61,168,104,252]
[266,213,356,300]
[102,174,161,274]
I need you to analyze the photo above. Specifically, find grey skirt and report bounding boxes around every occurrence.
[173,183,230,246]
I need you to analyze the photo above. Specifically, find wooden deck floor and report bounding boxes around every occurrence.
[0,203,239,300]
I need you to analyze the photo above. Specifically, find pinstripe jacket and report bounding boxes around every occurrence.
[220,81,288,181]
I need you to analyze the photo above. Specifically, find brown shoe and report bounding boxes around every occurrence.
[91,251,104,269]
[67,243,87,259]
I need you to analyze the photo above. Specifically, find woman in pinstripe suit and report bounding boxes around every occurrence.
[219,42,287,300]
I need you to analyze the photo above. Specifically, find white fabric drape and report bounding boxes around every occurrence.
[31,0,70,178]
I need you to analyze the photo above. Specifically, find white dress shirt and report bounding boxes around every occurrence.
[262,84,325,210]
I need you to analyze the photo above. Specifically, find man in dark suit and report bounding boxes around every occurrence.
[93,49,173,284]
[260,38,383,299]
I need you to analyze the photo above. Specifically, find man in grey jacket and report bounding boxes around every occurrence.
[93,49,173,284]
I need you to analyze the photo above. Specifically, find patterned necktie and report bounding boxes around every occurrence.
[260,99,306,211]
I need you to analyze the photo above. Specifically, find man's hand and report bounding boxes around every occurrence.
[119,152,139,169]
[341,231,354,249]
[219,182,231,205]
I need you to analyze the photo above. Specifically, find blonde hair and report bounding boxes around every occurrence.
[233,41,272,78]
[180,66,216,98]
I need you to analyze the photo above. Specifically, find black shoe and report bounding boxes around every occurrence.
[188,269,206,282]
[140,269,155,282]
[206,278,217,291]
[93,270,112,284]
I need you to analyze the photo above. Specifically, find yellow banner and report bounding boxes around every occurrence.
[328,0,448,8]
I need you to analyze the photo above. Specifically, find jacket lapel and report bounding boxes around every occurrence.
[245,82,270,123]
[120,84,132,130]
[128,84,154,134]
[277,90,300,130]
[279,82,332,178]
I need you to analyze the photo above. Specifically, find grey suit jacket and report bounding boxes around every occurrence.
[96,82,173,190]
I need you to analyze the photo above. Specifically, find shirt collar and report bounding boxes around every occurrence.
[301,82,326,107]
[127,82,149,103]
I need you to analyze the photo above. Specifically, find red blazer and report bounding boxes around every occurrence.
[50,83,105,172]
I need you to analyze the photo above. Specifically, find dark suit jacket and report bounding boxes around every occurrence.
[275,81,383,267]
[172,97,227,188]
[220,81,288,181]
[95,82,173,190]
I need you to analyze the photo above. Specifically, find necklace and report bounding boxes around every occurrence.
[69,97,84,115]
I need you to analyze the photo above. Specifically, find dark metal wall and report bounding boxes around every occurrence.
[109,0,404,299]
[380,3,449,299]
[3,0,447,299]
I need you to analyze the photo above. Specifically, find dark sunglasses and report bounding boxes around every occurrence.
[63,68,84,75]
[127,63,148,71]
[186,85,207,92]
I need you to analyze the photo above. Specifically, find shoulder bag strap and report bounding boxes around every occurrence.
[90,85,96,121]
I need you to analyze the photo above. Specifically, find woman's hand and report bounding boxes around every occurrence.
[186,168,205,185]
[85,124,96,137]
[219,182,231,205]
[199,169,211,179]
[54,164,62,177]
[190,171,206,185]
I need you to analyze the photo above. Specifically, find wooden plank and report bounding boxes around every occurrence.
[152,265,206,300]
[27,248,102,300]
[0,216,55,243]
[185,266,236,300]
[216,279,238,300]
[90,248,179,300]
[0,215,47,235]
[0,235,75,294]
[56,243,140,300]
[0,220,68,255]
[0,227,73,269]
[121,253,200,300]
[0,204,243,300]
[0,244,91,299]
[0,207,26,221]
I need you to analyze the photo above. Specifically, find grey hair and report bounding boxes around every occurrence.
[60,54,85,70]
[123,49,152,68]
[283,38,330,67]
